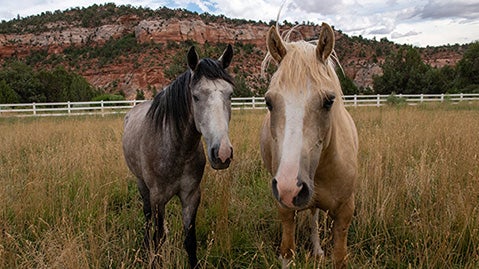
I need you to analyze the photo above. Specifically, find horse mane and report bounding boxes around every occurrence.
[261,26,345,101]
[147,70,192,135]
[146,57,234,135]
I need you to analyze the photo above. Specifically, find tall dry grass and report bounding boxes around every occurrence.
[352,104,479,268]
[0,104,478,268]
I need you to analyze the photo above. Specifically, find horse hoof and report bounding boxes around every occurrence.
[279,255,294,269]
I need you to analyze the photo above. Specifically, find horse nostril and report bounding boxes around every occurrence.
[293,181,311,207]
[272,178,279,201]
[211,146,219,160]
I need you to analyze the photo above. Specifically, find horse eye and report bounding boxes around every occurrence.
[265,98,273,111]
[323,96,335,110]
[193,95,199,102]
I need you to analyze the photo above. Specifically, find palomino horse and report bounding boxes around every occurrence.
[260,23,358,268]
[122,45,234,268]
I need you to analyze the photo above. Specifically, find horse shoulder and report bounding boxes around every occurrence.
[313,108,358,209]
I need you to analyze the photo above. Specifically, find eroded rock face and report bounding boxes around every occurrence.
[353,64,383,90]
[134,19,269,45]
[0,16,463,99]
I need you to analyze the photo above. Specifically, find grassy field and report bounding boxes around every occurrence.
[1,104,479,268]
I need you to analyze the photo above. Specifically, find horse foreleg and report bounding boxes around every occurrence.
[331,197,354,269]
[278,206,296,268]
[310,208,325,258]
[180,188,201,269]
[142,188,166,268]
[148,188,167,250]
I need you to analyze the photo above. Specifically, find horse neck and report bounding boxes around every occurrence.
[180,114,202,148]
[147,71,202,150]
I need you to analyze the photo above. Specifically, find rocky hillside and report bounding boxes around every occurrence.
[0,3,467,99]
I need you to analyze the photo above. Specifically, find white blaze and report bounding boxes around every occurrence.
[274,94,306,207]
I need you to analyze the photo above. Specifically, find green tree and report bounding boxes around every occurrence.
[36,66,96,102]
[233,73,252,97]
[0,80,20,103]
[68,73,97,101]
[373,46,432,94]
[135,89,145,100]
[0,61,45,102]
[455,42,479,92]
[337,69,358,95]
[423,65,457,94]
[0,62,97,103]
[37,66,70,101]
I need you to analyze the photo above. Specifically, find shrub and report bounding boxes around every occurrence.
[386,92,407,106]
[92,94,125,103]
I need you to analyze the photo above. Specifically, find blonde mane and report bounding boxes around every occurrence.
[261,27,345,102]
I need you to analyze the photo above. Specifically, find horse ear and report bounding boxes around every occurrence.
[187,46,199,70]
[316,22,335,63]
[218,44,233,69]
[267,26,287,64]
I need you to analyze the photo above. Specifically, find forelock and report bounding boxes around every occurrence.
[192,58,234,86]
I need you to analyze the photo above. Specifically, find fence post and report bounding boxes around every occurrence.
[460,93,464,102]
[420,94,424,103]
[441,93,444,102]
[68,101,71,115]
[33,102,36,115]
[101,100,104,117]
[354,94,357,107]
[376,94,380,107]
[252,96,256,109]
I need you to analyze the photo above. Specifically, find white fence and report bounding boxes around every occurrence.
[1,93,479,117]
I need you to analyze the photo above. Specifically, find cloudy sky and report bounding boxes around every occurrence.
[0,0,478,47]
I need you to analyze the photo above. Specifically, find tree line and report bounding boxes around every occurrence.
[0,62,97,103]
[372,42,479,95]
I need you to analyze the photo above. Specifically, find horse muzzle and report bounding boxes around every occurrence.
[208,142,233,170]
[272,177,312,209]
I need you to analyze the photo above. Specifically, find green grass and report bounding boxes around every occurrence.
[1,104,479,268]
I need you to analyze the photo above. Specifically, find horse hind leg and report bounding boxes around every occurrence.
[180,188,201,268]
[310,208,325,258]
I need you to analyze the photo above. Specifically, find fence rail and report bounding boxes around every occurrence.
[1,93,479,117]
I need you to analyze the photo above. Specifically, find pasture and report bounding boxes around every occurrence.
[1,104,479,268]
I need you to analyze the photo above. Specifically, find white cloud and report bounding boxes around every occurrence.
[420,0,479,20]
[391,30,421,39]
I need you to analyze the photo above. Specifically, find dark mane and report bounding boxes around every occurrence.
[147,70,192,134]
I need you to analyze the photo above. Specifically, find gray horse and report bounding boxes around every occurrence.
[122,45,234,268]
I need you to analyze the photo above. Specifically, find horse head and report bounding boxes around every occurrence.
[188,45,234,170]
[262,23,340,209]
